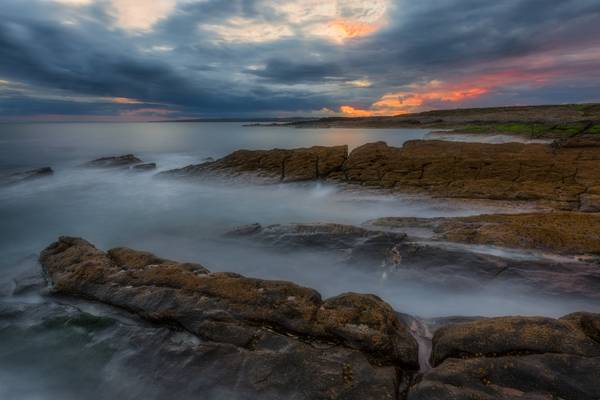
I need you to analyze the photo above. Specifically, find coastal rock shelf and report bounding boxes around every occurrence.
[37,237,600,400]
[159,145,349,182]
[369,212,600,256]
[161,136,600,211]
[409,313,600,399]
[39,236,419,399]
[225,222,600,301]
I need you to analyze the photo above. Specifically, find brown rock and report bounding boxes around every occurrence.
[4,301,401,400]
[160,145,348,182]
[39,236,418,371]
[409,313,600,400]
[35,237,600,399]
[371,212,600,255]
[408,353,600,400]
[560,312,600,343]
[430,315,600,367]
[161,138,600,210]
[342,140,595,209]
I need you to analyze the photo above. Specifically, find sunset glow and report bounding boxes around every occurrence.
[341,83,490,116]
[325,19,379,41]
[111,97,143,104]
[339,66,562,117]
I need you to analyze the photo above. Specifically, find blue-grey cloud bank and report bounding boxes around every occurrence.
[1,0,600,121]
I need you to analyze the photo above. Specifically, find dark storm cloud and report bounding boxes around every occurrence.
[0,2,334,117]
[245,60,344,83]
[0,0,599,120]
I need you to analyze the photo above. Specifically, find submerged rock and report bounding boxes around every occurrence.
[0,167,53,185]
[39,236,419,399]
[370,212,600,256]
[161,138,600,210]
[132,162,157,171]
[225,222,409,267]
[0,254,45,297]
[84,154,143,168]
[225,222,600,301]
[409,313,600,400]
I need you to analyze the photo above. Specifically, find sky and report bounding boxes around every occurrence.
[1,0,600,121]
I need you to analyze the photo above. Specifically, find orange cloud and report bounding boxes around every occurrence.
[327,19,378,41]
[342,83,488,116]
[111,97,143,104]
[204,1,390,44]
[340,105,400,117]
[120,107,174,116]
[338,67,559,117]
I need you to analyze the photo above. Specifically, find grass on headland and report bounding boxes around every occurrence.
[587,124,600,134]
[459,122,596,138]
[574,104,600,116]
[461,123,537,135]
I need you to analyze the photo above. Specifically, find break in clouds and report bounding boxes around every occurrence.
[1,0,600,121]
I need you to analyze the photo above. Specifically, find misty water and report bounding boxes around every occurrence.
[0,122,595,399]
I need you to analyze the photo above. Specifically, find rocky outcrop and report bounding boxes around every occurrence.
[226,222,600,301]
[84,154,143,168]
[409,313,600,399]
[160,145,348,182]
[35,237,600,399]
[161,138,600,210]
[0,299,396,400]
[340,139,600,210]
[370,212,600,256]
[430,315,600,365]
[39,237,419,399]
[225,222,406,264]
[83,154,158,171]
[0,167,53,185]
[132,162,157,171]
